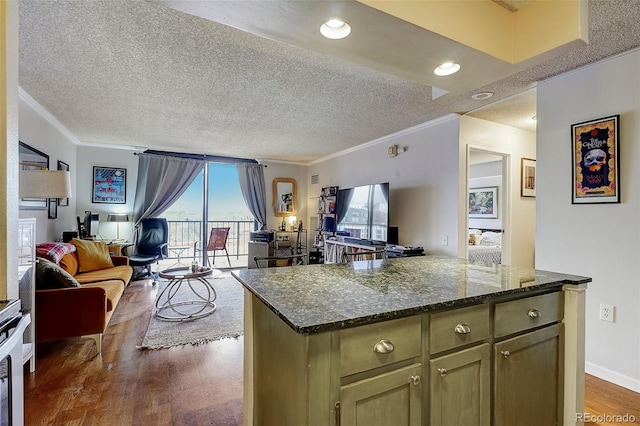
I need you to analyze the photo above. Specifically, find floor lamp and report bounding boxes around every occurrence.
[107,213,129,241]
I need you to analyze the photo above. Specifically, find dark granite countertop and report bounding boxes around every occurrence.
[232,255,591,334]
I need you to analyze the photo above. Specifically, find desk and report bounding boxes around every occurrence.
[107,243,126,256]
[156,267,222,321]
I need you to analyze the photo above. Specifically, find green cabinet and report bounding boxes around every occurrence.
[340,363,422,426]
[494,324,563,426]
[429,344,491,426]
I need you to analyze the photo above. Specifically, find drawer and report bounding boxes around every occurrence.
[494,291,564,338]
[429,304,489,354]
[340,316,422,376]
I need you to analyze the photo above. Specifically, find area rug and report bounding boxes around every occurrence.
[138,274,244,349]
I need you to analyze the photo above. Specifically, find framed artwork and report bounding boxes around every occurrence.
[47,198,57,219]
[571,115,620,204]
[57,160,70,206]
[19,141,49,210]
[92,166,126,204]
[469,187,498,218]
[520,158,536,198]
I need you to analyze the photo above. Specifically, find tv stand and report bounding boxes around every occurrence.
[324,239,386,264]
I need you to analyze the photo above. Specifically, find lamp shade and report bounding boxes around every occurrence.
[107,213,129,222]
[19,170,72,198]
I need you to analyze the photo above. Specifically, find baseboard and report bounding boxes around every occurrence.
[585,361,640,393]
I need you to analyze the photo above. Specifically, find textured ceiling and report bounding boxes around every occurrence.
[18,0,640,163]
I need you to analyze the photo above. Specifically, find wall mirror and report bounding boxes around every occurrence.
[272,177,297,217]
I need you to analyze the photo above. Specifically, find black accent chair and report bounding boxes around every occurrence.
[123,218,169,282]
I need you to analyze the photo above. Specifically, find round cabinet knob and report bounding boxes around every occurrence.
[500,350,511,359]
[437,368,448,377]
[454,323,471,335]
[373,339,394,354]
[528,309,542,319]
[410,375,421,386]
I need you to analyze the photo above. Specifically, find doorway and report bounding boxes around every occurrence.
[466,148,510,265]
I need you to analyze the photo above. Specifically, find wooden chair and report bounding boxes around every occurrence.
[193,227,232,267]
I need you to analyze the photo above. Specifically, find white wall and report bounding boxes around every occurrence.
[537,49,640,392]
[459,115,536,268]
[308,116,461,256]
[262,161,308,233]
[76,146,139,242]
[18,94,78,243]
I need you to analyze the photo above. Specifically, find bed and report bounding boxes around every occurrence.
[468,229,502,264]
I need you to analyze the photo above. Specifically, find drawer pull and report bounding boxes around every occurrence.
[528,309,541,319]
[500,350,511,359]
[410,375,421,386]
[373,339,394,354]
[454,323,471,334]
[437,368,448,377]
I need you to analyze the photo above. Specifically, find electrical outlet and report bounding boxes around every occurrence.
[599,303,615,323]
[441,235,448,246]
[388,145,398,157]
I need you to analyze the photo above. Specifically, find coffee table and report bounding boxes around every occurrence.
[156,266,222,321]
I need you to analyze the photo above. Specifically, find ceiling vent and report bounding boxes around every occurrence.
[311,174,319,185]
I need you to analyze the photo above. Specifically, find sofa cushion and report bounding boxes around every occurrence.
[75,265,133,286]
[35,257,81,290]
[81,280,126,312]
[72,238,114,273]
[59,252,80,276]
[36,242,76,264]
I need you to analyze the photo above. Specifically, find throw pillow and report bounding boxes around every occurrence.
[469,234,476,245]
[35,242,76,264]
[72,238,114,273]
[35,257,81,289]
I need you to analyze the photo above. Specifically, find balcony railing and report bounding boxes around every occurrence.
[166,220,254,261]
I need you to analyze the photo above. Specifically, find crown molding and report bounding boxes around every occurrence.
[307,113,459,166]
[18,86,83,145]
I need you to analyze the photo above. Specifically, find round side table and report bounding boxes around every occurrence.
[156,266,222,321]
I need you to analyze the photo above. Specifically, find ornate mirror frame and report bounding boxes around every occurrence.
[272,177,297,217]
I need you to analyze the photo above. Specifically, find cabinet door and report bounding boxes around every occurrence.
[430,343,491,426]
[494,324,563,426]
[340,363,422,426]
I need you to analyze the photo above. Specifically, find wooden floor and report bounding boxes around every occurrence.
[25,277,639,425]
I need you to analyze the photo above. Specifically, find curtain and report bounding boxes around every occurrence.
[236,163,267,230]
[132,153,205,227]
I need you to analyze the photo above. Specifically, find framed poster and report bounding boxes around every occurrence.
[48,198,57,219]
[520,158,536,198]
[19,141,49,210]
[93,166,126,204]
[571,115,620,204]
[57,160,70,206]
[469,187,498,218]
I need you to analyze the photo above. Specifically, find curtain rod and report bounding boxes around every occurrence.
[134,149,259,165]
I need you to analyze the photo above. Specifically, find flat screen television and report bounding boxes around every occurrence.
[336,182,389,244]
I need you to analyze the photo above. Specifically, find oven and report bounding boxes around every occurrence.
[0,300,30,426]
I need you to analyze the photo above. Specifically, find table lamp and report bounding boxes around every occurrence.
[107,213,129,240]
[19,170,72,199]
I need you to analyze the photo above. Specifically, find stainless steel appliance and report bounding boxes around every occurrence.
[0,300,30,426]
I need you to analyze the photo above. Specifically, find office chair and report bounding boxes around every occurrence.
[194,227,232,268]
[122,218,168,282]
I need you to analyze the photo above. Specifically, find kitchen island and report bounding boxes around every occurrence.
[233,255,591,426]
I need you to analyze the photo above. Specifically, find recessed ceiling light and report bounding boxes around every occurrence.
[471,92,494,100]
[434,62,460,76]
[320,19,351,40]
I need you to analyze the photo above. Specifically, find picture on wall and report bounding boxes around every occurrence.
[19,141,49,210]
[48,198,57,219]
[520,158,536,198]
[57,160,70,206]
[571,115,620,204]
[93,166,126,204]
[469,187,498,218]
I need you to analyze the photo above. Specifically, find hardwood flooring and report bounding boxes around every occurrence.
[25,277,639,425]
